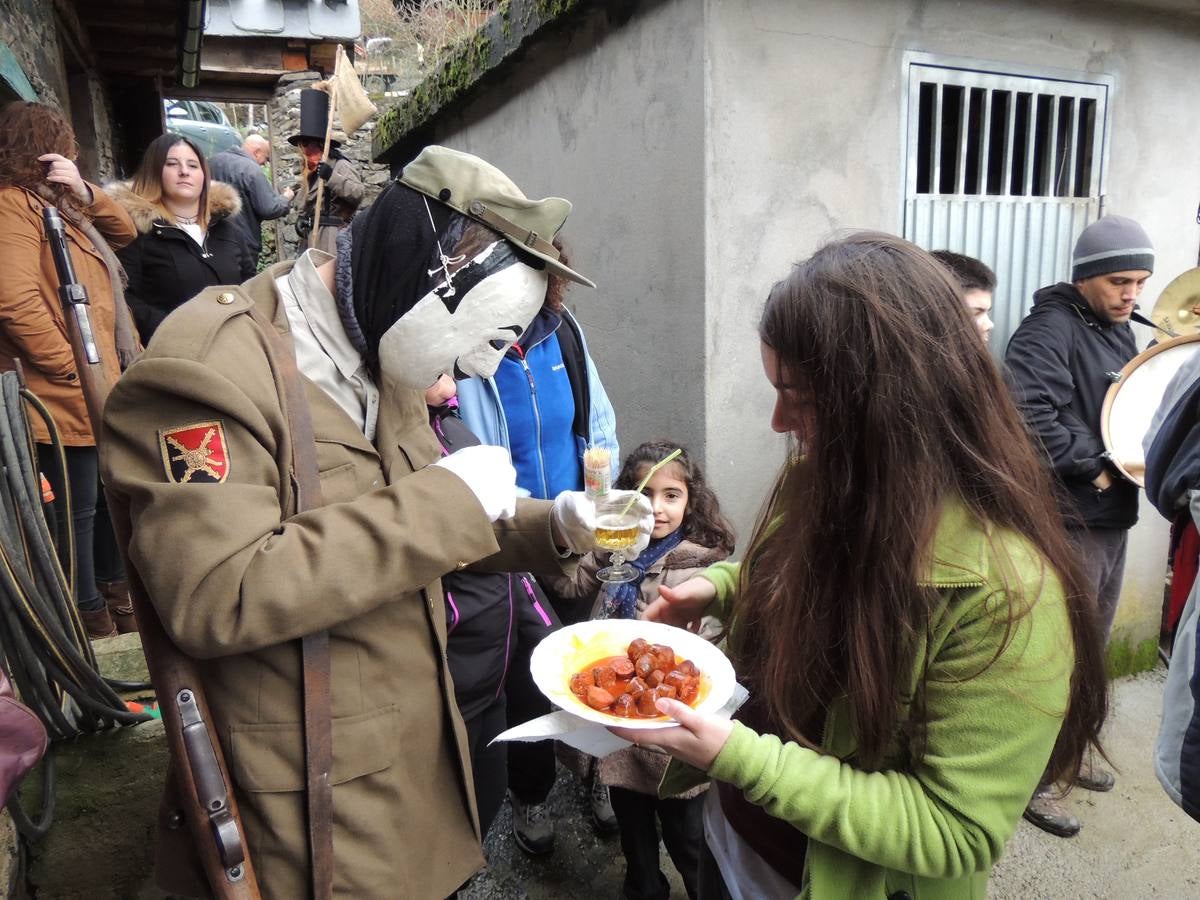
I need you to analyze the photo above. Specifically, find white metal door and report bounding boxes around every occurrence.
[903,63,1110,351]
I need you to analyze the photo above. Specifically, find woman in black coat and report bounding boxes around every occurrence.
[109,134,254,343]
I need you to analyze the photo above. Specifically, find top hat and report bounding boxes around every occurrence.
[399,145,595,288]
[288,88,342,147]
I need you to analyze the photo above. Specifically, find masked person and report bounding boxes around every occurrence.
[289,88,364,254]
[100,147,653,899]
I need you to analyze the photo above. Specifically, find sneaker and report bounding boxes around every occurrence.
[1023,788,1081,837]
[591,780,618,834]
[509,789,555,856]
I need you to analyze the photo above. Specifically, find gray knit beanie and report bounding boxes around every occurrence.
[1072,215,1155,281]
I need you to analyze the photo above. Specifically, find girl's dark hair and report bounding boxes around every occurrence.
[738,231,1106,785]
[0,102,85,215]
[615,440,736,555]
[129,133,212,229]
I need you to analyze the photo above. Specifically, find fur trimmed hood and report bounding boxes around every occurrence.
[104,179,242,234]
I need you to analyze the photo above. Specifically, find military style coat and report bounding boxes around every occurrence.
[100,262,570,898]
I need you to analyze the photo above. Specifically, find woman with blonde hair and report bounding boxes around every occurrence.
[0,101,140,638]
[109,133,253,342]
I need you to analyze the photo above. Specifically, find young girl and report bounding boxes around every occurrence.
[549,441,736,900]
[616,233,1109,899]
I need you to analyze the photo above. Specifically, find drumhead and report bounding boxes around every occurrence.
[1102,333,1200,486]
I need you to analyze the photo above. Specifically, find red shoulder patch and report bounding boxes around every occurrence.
[158,421,230,484]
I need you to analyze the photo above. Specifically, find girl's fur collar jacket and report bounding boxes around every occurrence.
[104,180,242,234]
[656,540,727,571]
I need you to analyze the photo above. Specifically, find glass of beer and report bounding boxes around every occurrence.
[594,494,641,583]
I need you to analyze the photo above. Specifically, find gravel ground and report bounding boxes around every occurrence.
[464,668,1200,900]
[460,771,688,900]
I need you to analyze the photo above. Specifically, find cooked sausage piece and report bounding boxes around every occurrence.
[653,684,677,701]
[637,690,660,716]
[677,660,699,677]
[627,638,651,661]
[611,658,636,680]
[592,664,617,689]
[625,677,648,698]
[650,644,675,670]
[612,694,636,717]
[570,672,594,698]
[634,653,655,679]
[585,686,616,711]
[647,669,666,688]
[678,676,699,705]
[663,670,688,691]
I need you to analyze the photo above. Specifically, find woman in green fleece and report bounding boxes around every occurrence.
[613,233,1109,900]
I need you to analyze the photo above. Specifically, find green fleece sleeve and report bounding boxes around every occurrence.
[706,577,1073,879]
[699,560,741,622]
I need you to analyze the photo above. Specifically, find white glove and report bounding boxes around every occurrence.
[550,490,596,554]
[433,445,517,522]
[551,490,655,557]
[611,491,654,560]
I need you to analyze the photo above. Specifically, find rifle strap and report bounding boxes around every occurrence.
[248,304,333,900]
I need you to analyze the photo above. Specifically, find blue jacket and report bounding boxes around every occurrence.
[456,308,618,499]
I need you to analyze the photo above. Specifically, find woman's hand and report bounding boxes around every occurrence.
[39,154,91,204]
[643,576,716,631]
[610,697,733,771]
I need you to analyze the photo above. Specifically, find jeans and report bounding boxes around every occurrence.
[37,444,104,612]
[610,786,704,900]
[1068,526,1128,643]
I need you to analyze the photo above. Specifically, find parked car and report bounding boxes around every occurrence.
[163,99,241,159]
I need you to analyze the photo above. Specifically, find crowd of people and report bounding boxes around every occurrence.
[0,94,1187,900]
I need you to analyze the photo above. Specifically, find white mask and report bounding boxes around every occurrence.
[377,241,549,390]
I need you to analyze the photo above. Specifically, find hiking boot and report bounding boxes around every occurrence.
[1076,760,1115,792]
[509,789,555,855]
[79,606,118,640]
[1023,789,1081,837]
[591,779,618,834]
[99,580,138,634]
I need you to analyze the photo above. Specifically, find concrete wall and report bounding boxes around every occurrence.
[704,0,1200,663]
[407,0,709,461]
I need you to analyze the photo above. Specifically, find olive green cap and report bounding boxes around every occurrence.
[399,145,595,288]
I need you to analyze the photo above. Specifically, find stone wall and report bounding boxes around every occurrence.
[0,0,120,183]
[265,72,393,261]
[0,0,68,107]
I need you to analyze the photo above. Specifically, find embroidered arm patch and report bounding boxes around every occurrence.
[158,421,230,484]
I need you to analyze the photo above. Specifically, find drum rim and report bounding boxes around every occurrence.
[1101,332,1200,487]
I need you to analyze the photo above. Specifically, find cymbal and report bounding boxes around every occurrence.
[1149,267,1200,336]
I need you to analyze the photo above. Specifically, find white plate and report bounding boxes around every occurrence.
[529,619,736,730]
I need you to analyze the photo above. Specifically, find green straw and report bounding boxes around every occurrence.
[619,448,682,516]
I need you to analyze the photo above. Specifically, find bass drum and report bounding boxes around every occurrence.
[1102,332,1200,486]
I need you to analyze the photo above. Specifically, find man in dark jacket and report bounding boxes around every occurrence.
[1005,214,1155,836]
[209,135,293,262]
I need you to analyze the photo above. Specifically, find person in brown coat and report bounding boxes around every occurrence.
[100,146,652,898]
[0,101,140,638]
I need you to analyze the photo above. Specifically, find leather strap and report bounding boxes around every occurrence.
[466,199,562,261]
[248,304,333,900]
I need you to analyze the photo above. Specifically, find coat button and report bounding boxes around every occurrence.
[216,292,235,305]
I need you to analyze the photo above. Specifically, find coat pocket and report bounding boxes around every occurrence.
[229,704,399,792]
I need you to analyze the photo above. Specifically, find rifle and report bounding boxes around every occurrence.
[42,206,261,898]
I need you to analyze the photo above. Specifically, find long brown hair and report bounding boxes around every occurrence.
[0,101,85,215]
[736,231,1106,784]
[615,440,736,554]
[129,133,212,229]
